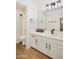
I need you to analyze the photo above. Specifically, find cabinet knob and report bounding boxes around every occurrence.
[46,43,48,48]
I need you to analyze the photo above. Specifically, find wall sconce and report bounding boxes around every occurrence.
[19,13,23,16]
[29,18,33,23]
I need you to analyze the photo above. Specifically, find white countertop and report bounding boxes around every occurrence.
[30,31,63,41]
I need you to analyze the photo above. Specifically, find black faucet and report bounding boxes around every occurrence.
[51,28,55,34]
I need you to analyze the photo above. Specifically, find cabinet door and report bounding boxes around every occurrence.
[38,36,48,55]
[47,39,54,58]
[30,34,38,49]
[48,43,55,58]
[54,45,63,59]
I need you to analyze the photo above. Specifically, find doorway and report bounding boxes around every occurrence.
[16,2,26,44]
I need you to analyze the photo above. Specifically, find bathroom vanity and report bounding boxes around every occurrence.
[30,32,63,59]
[29,6,63,59]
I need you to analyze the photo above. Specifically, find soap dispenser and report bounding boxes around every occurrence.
[51,28,55,34]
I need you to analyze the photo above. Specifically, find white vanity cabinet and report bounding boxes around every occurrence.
[38,36,55,57]
[30,33,63,59]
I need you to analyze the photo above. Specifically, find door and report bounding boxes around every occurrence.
[16,10,23,43]
[16,11,23,36]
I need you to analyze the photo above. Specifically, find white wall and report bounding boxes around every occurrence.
[16,0,38,32]
[16,0,39,49]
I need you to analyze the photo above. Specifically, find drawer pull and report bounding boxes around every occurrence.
[46,43,48,48]
[35,39,37,44]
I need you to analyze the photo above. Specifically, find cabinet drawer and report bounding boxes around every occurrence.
[53,39,63,47]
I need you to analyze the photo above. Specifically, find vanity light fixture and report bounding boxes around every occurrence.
[45,0,63,10]
[51,3,55,9]
[57,0,63,8]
